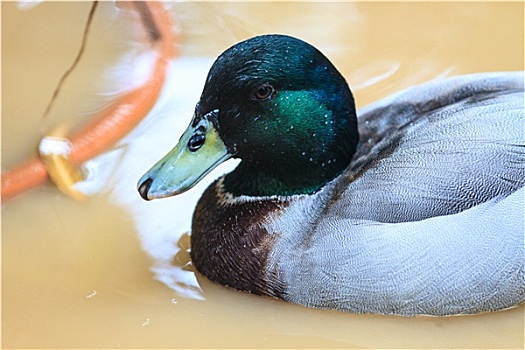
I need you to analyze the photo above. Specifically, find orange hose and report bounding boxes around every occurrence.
[1,1,176,201]
[1,160,48,201]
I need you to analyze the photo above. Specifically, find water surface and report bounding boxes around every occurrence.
[2,2,524,348]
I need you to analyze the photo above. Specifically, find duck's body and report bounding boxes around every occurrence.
[138,35,525,316]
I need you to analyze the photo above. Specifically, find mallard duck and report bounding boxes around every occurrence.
[137,34,525,316]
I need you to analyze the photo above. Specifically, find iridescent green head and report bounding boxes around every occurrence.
[138,34,358,199]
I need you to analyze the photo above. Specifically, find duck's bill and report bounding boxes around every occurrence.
[137,118,231,200]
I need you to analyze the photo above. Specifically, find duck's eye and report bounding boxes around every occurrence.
[252,84,275,101]
[188,133,205,152]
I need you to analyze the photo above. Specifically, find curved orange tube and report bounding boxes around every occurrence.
[1,1,177,201]
[1,159,48,201]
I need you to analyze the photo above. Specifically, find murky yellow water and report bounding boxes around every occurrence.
[2,2,524,348]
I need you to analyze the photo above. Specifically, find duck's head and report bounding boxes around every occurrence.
[138,34,358,199]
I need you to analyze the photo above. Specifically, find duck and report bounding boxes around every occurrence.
[137,34,525,316]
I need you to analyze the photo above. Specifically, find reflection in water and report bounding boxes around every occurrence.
[152,231,205,300]
[81,58,240,301]
[351,60,401,90]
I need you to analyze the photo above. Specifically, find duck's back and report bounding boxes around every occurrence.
[269,72,525,315]
[338,71,525,223]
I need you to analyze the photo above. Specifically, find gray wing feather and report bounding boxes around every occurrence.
[335,71,525,222]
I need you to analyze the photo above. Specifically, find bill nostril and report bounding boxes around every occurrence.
[138,178,153,201]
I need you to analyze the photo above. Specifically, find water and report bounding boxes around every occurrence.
[2,2,524,348]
